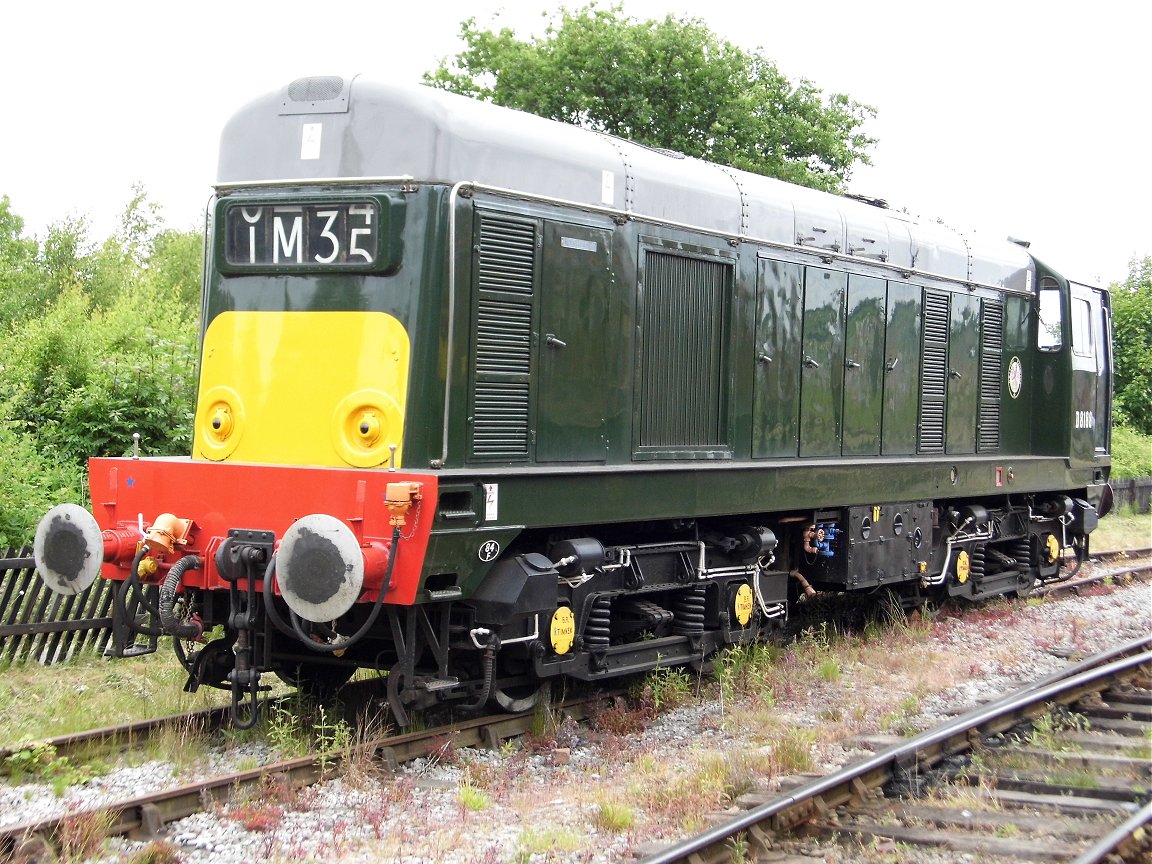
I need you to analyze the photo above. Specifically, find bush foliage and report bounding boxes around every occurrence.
[0,188,200,546]
[1109,256,1152,436]
[1110,425,1152,479]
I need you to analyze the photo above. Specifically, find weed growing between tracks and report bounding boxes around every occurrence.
[56,804,116,862]
[1,740,112,794]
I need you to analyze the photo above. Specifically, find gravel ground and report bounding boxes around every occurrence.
[3,562,1148,864]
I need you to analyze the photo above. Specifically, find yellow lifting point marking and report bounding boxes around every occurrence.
[956,550,970,583]
[734,583,754,627]
[550,606,575,655]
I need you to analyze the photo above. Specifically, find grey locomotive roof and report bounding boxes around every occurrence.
[218,74,1034,292]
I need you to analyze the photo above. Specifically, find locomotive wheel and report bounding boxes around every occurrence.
[276,661,355,696]
[492,680,548,714]
[490,644,548,713]
[1010,572,1036,599]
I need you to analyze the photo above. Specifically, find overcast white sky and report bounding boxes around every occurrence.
[2,1,1146,286]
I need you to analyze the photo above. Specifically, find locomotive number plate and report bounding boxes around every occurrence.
[224,201,378,267]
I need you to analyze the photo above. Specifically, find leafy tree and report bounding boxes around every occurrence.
[0,195,50,326]
[86,183,167,309]
[1110,256,1152,436]
[38,214,95,297]
[425,4,875,192]
[149,227,204,308]
[0,186,201,544]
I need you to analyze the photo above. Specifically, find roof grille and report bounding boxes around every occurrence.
[287,76,344,102]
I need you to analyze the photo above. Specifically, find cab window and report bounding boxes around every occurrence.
[1037,287,1063,351]
[1071,297,1093,357]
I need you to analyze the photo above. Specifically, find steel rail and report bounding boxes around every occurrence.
[1038,559,1151,599]
[640,636,1152,864]
[1068,801,1152,864]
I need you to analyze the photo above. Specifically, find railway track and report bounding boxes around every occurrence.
[639,635,1151,864]
[1039,548,1152,599]
[0,690,610,862]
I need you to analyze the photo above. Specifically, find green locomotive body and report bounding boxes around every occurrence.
[34,76,1111,724]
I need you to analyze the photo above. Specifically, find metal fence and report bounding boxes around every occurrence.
[0,548,116,666]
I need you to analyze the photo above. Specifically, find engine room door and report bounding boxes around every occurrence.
[535,221,613,462]
[946,293,980,454]
[799,267,847,457]
[841,275,885,456]
[881,282,921,455]
[751,257,802,458]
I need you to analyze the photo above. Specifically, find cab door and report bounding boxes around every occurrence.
[1069,283,1111,460]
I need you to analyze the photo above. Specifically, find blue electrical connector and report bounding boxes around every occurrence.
[815,522,840,557]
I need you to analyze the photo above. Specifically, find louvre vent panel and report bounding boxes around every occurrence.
[919,403,946,453]
[921,347,948,398]
[472,382,531,457]
[470,215,536,461]
[918,290,949,453]
[978,404,1001,450]
[979,352,1003,401]
[477,221,536,293]
[475,299,532,375]
[639,251,729,449]
[923,293,950,342]
[978,299,1004,452]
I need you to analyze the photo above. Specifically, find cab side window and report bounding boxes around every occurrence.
[1071,297,1093,357]
[1037,287,1063,351]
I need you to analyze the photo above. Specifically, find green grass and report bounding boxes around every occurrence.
[1093,503,1151,551]
[593,798,635,832]
[458,782,491,811]
[0,647,227,748]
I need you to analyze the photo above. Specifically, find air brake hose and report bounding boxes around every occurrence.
[459,637,499,711]
[158,555,204,640]
[114,547,164,637]
[270,525,402,653]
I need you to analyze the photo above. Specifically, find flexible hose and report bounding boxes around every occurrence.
[159,555,204,639]
[262,556,299,638]
[114,547,164,637]
[460,645,497,711]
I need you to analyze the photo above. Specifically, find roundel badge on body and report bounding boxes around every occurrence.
[478,540,501,562]
[1007,356,1023,399]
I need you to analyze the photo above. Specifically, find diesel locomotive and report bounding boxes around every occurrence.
[33,75,1113,726]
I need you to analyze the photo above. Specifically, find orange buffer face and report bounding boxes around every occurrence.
[87,457,436,606]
